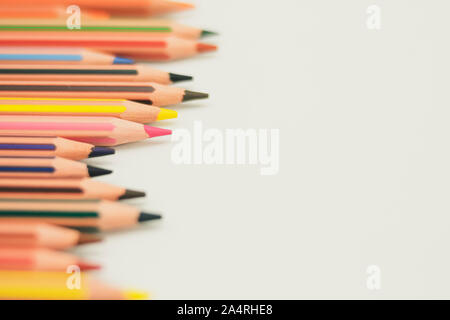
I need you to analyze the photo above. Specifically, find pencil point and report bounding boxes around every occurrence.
[144,125,172,138]
[138,212,162,223]
[201,30,219,38]
[169,73,193,83]
[172,1,195,11]
[182,90,209,102]
[77,233,103,245]
[156,108,178,121]
[78,261,102,271]
[87,165,113,177]
[89,146,115,158]
[124,289,149,300]
[196,42,217,53]
[113,56,135,65]
[120,189,146,200]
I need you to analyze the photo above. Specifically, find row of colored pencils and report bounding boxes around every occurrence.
[0,0,217,299]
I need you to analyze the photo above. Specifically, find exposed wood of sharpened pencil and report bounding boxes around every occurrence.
[0,97,177,123]
[0,47,133,65]
[0,198,161,231]
[0,35,217,61]
[0,136,115,160]
[0,115,172,146]
[0,81,208,106]
[0,221,102,249]
[0,156,112,178]
[0,18,217,39]
[0,0,194,16]
[0,178,146,200]
[0,64,192,84]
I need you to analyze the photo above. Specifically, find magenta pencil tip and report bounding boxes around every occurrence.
[144,126,172,138]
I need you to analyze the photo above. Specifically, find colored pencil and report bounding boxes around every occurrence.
[0,136,115,160]
[0,199,161,231]
[0,7,110,20]
[0,47,133,65]
[0,19,217,39]
[0,81,208,106]
[0,0,194,17]
[0,247,100,271]
[0,64,192,84]
[0,156,112,178]
[0,271,148,299]
[0,178,146,200]
[0,35,217,61]
[0,116,172,146]
[0,221,102,249]
[0,97,178,123]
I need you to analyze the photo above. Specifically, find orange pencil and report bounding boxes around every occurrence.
[0,271,148,299]
[0,18,216,39]
[0,222,102,250]
[0,35,217,61]
[0,0,194,16]
[0,6,110,19]
[0,115,172,146]
[0,97,178,124]
[0,47,133,65]
[0,199,161,231]
[0,64,192,84]
[0,136,115,160]
[0,247,100,271]
[0,178,146,200]
[0,81,207,106]
[0,156,112,178]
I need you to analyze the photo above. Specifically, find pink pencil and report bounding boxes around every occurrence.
[0,115,172,146]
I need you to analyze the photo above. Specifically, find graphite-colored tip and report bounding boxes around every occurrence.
[182,90,209,102]
[88,146,115,158]
[87,165,113,177]
[138,212,162,223]
[196,42,218,53]
[169,72,193,83]
[201,30,219,38]
[119,189,146,200]
[144,125,172,138]
[113,56,135,65]
[77,233,103,245]
[78,261,102,271]
[156,108,178,121]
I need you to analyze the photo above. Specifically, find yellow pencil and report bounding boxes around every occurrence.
[0,270,148,300]
[0,97,177,123]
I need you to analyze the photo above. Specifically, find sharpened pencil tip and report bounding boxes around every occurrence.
[87,165,113,177]
[182,90,209,102]
[138,212,162,223]
[169,72,193,83]
[77,233,103,245]
[196,42,217,53]
[172,1,195,11]
[78,261,102,271]
[120,189,146,200]
[156,108,178,121]
[89,146,115,158]
[144,125,172,138]
[201,30,219,38]
[113,56,135,64]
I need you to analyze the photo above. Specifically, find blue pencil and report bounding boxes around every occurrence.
[0,48,133,65]
[0,136,115,160]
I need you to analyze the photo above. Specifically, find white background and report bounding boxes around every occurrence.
[75,0,450,299]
